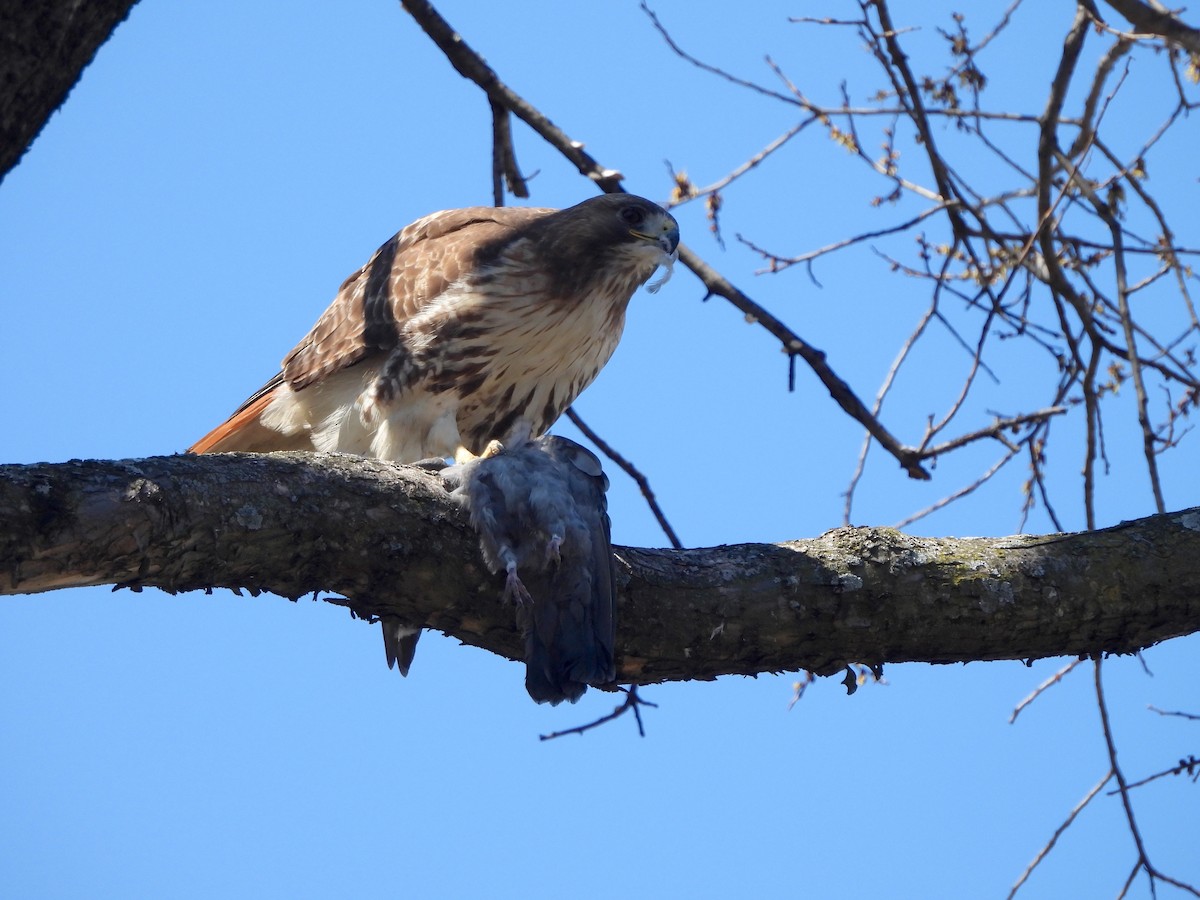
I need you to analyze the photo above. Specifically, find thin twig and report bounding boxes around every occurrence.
[677,245,931,480]
[489,99,528,203]
[1094,655,1200,897]
[893,447,1019,529]
[1057,148,1166,513]
[1148,705,1200,721]
[737,201,952,273]
[843,301,938,524]
[1010,658,1085,724]
[665,121,814,208]
[565,407,682,549]
[920,407,1068,460]
[539,685,658,740]
[1007,769,1114,898]
[1116,755,1200,792]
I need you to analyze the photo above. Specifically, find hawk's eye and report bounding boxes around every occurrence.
[619,206,646,227]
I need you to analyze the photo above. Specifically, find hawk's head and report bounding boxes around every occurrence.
[530,193,681,297]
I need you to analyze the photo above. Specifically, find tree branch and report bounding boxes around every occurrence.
[1098,0,1200,55]
[0,0,139,184]
[398,0,624,190]
[3,453,1198,684]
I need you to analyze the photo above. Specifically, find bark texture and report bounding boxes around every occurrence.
[0,0,139,184]
[2,453,1198,683]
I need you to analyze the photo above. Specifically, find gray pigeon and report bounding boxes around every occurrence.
[441,435,617,704]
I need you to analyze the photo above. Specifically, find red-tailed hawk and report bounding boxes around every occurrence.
[190,194,680,462]
[190,193,679,685]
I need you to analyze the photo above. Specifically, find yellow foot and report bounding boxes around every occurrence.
[454,440,506,464]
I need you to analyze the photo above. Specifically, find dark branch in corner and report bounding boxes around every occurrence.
[0,0,139,185]
[1097,0,1200,55]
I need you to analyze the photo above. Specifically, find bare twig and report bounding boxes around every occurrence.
[1007,769,1114,899]
[641,2,802,107]
[1097,0,1200,55]
[665,121,813,209]
[679,246,931,479]
[920,407,1068,460]
[489,99,528,203]
[844,301,938,524]
[1117,755,1200,792]
[539,685,658,740]
[893,448,1019,529]
[737,202,952,274]
[1094,656,1200,897]
[1009,658,1085,724]
[400,0,625,189]
[565,407,682,550]
[1148,705,1200,721]
[1057,148,1167,513]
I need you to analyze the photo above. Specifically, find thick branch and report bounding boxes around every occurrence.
[0,0,139,184]
[2,453,1198,683]
[1098,0,1200,55]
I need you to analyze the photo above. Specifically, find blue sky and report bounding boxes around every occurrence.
[1,2,1197,897]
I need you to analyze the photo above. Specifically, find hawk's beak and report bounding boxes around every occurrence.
[632,214,681,256]
[640,213,680,295]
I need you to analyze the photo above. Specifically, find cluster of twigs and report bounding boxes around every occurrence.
[406,0,1200,535]
[1006,657,1199,899]
[647,0,1200,530]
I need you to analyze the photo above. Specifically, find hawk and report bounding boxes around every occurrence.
[190,193,679,682]
[190,194,680,462]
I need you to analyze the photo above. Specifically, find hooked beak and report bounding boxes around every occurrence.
[632,212,681,256]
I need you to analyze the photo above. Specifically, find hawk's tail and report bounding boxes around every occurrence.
[189,377,299,454]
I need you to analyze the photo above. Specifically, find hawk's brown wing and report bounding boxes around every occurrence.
[188,205,551,453]
[282,206,552,391]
